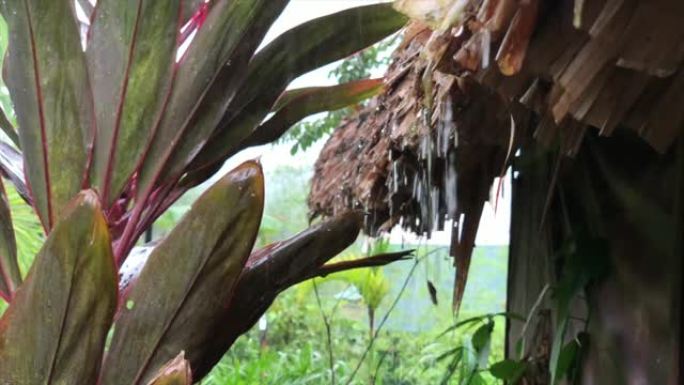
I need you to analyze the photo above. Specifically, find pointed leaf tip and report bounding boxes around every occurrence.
[228,159,263,182]
[0,190,116,384]
[186,2,407,177]
[73,189,102,208]
[188,212,362,379]
[100,161,264,385]
[146,352,192,385]
[242,79,385,149]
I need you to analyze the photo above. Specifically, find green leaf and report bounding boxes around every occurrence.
[186,3,408,176]
[191,212,362,379]
[314,250,413,278]
[87,0,181,206]
[438,315,487,338]
[554,333,590,385]
[550,238,609,385]
[435,346,463,364]
[5,181,43,277]
[458,344,478,385]
[146,352,193,385]
[490,359,527,383]
[135,0,289,202]
[439,348,463,385]
[555,339,579,384]
[100,161,265,385]
[468,321,493,384]
[438,312,521,339]
[0,105,18,147]
[0,190,117,384]
[0,178,20,301]
[471,321,493,354]
[240,78,385,149]
[468,372,486,385]
[0,0,93,229]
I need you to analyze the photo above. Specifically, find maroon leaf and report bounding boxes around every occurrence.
[0,190,117,384]
[134,0,288,202]
[314,251,413,279]
[190,212,362,378]
[100,161,264,385]
[187,3,408,177]
[240,78,385,150]
[1,0,93,230]
[87,0,182,206]
[116,0,288,259]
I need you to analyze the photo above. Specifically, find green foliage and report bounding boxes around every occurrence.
[0,182,42,317]
[283,35,398,154]
[5,183,44,276]
[285,110,348,155]
[205,288,509,385]
[0,1,407,383]
[258,165,313,245]
[433,313,511,385]
[489,360,526,383]
[430,236,607,385]
[549,237,609,385]
[330,37,396,84]
[202,243,510,385]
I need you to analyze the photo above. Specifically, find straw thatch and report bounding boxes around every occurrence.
[309,0,684,309]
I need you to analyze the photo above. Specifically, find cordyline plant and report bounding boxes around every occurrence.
[0,0,410,383]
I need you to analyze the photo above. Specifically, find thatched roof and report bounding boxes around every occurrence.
[309,27,512,235]
[310,0,684,233]
[308,0,684,308]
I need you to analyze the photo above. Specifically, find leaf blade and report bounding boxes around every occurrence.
[186,3,408,176]
[490,359,527,383]
[146,352,192,385]
[0,0,93,229]
[100,161,265,385]
[241,78,384,149]
[0,190,117,384]
[190,212,362,379]
[87,0,181,205]
[135,0,289,201]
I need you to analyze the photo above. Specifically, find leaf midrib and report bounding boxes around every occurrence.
[22,0,53,230]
